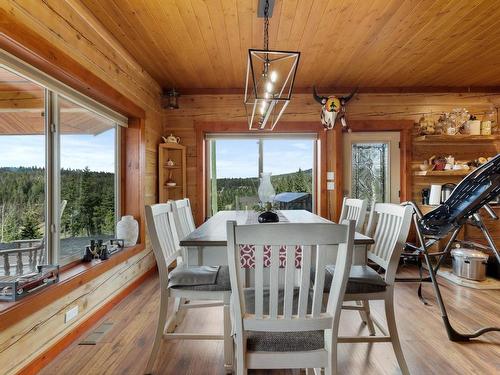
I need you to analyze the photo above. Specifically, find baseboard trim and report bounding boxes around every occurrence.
[16,265,157,375]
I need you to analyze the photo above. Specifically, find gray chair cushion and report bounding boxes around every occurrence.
[243,288,324,352]
[169,265,231,291]
[313,265,387,294]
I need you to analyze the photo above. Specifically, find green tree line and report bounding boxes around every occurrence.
[215,168,312,211]
[0,167,114,243]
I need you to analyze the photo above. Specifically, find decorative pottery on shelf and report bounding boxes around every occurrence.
[166,158,175,166]
[116,215,139,247]
[257,172,279,223]
[162,134,181,144]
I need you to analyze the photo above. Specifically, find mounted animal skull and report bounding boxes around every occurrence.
[313,87,356,130]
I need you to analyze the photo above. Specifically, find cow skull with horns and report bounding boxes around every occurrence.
[313,87,356,130]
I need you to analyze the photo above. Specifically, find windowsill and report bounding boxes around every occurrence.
[0,243,145,331]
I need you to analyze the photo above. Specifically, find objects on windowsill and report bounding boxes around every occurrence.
[82,239,125,262]
[116,215,139,247]
[162,134,181,144]
[0,265,59,302]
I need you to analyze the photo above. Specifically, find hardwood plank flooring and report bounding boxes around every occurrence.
[41,266,500,375]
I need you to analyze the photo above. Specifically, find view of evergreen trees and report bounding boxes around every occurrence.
[215,168,312,211]
[0,167,114,243]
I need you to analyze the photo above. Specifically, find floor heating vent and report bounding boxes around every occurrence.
[79,322,113,345]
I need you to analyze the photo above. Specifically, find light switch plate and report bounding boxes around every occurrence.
[327,171,334,180]
[65,306,79,323]
[327,181,335,190]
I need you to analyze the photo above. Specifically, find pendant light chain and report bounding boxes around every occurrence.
[263,0,269,51]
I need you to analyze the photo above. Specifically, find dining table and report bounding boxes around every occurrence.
[180,209,374,267]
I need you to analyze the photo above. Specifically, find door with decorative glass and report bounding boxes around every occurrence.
[343,132,400,205]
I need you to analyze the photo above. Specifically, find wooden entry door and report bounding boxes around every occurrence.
[343,131,401,204]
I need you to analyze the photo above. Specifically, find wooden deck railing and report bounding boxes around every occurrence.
[0,239,44,275]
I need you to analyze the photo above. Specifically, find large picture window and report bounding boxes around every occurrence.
[0,55,126,274]
[206,135,316,216]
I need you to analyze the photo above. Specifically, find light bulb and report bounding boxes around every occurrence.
[260,100,268,115]
[266,81,273,93]
[270,71,278,83]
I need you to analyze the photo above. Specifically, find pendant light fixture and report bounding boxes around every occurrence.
[244,0,300,130]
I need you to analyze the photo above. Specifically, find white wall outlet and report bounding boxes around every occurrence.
[327,181,335,191]
[65,306,79,323]
[327,171,335,180]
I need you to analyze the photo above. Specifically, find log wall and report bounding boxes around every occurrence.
[0,1,162,373]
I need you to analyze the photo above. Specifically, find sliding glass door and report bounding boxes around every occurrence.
[206,135,316,216]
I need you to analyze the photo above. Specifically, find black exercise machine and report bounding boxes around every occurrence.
[400,153,500,342]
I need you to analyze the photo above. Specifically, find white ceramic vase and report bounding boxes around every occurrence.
[116,215,138,247]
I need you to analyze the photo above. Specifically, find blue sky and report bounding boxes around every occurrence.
[0,128,115,172]
[214,139,313,178]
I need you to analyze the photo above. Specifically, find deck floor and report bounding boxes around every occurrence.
[41,266,500,375]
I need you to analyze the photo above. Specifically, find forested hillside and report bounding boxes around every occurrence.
[215,168,312,211]
[0,167,114,243]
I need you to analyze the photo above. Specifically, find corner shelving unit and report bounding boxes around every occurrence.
[158,143,186,203]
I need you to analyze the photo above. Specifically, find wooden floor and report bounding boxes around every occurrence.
[41,266,500,375]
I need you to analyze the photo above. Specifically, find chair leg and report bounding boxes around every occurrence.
[166,297,187,333]
[357,300,376,336]
[235,336,246,375]
[145,289,169,374]
[223,303,233,373]
[385,295,410,375]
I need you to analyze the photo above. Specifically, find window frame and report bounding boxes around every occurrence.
[0,52,125,268]
[205,133,319,217]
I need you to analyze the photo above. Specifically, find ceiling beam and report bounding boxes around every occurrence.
[175,86,500,96]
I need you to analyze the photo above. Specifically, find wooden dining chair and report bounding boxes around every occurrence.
[323,203,413,375]
[226,220,355,375]
[144,203,232,374]
[339,197,368,233]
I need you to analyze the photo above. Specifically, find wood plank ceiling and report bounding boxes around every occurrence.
[80,0,500,91]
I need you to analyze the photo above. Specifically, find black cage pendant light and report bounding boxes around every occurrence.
[244,0,300,130]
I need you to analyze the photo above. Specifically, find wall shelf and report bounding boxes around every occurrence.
[414,169,472,177]
[414,134,500,143]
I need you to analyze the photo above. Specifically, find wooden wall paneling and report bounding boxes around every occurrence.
[1,251,156,375]
[164,93,500,225]
[0,1,163,373]
[122,118,146,244]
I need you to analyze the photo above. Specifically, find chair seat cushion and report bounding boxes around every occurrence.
[243,288,324,352]
[314,265,387,294]
[169,265,231,291]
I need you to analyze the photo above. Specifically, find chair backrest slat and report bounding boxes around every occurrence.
[269,245,280,319]
[172,198,196,240]
[283,245,296,319]
[145,203,183,283]
[366,203,413,282]
[297,245,311,318]
[311,245,326,318]
[254,245,264,319]
[339,197,368,233]
[227,221,355,333]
